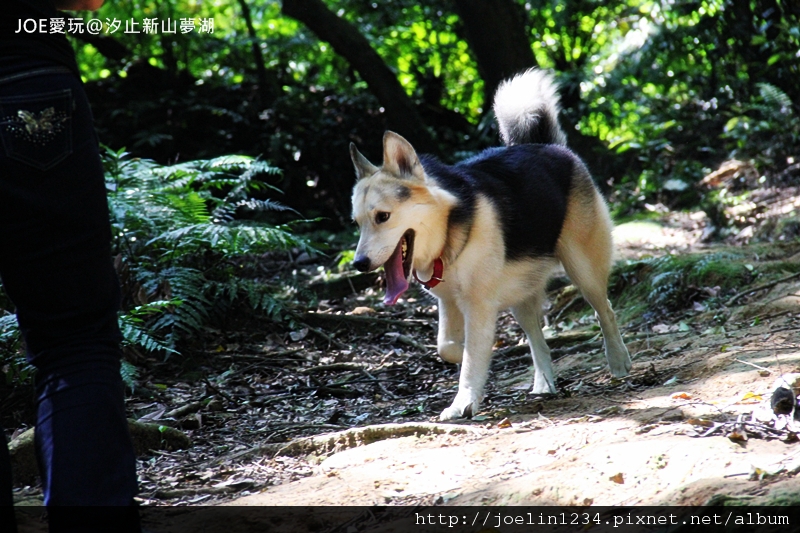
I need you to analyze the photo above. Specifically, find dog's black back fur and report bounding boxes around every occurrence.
[421,144,581,260]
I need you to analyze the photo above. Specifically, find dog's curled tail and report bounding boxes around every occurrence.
[493,69,567,147]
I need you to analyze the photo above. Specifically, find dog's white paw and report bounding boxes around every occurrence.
[439,392,481,421]
[531,374,557,395]
[608,348,632,378]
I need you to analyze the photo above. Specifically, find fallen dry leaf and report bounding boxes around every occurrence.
[737,392,763,404]
[686,418,714,427]
[497,418,513,429]
[609,473,625,484]
[671,391,693,400]
[728,430,748,443]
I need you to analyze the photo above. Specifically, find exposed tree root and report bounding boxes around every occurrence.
[275,422,483,458]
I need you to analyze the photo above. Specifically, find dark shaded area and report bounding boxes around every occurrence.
[85,67,394,227]
[68,0,798,228]
[282,0,436,153]
[453,0,536,107]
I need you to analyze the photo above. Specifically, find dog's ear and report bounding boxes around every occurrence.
[382,131,425,181]
[350,143,379,180]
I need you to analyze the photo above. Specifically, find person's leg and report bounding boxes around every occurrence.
[0,70,139,526]
[1,422,17,533]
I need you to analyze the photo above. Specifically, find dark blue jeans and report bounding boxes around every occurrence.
[0,63,139,531]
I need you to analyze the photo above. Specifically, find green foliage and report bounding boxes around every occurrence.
[332,1,485,118]
[0,314,32,385]
[119,301,181,356]
[612,252,756,320]
[0,148,311,386]
[77,1,484,119]
[109,149,303,256]
[576,0,800,212]
[722,83,800,171]
[106,146,314,360]
[71,1,800,222]
[120,359,141,391]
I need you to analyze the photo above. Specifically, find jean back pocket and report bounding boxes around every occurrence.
[0,89,73,171]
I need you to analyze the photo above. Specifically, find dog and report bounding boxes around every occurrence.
[349,69,631,421]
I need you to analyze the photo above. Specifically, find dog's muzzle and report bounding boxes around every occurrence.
[352,255,371,272]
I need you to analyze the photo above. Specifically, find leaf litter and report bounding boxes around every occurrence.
[10,220,800,507]
[130,256,800,506]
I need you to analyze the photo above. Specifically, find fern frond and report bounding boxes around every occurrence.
[205,154,255,170]
[236,198,299,215]
[119,314,178,355]
[151,223,311,254]
[0,314,21,349]
[120,359,140,391]
[102,149,316,358]
[757,83,793,115]
[151,190,211,225]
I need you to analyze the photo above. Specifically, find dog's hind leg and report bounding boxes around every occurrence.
[439,302,498,421]
[437,296,464,364]
[511,294,556,394]
[557,187,631,378]
[560,247,630,377]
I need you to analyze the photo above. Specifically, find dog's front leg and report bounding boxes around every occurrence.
[439,303,497,421]
[511,298,556,394]
[437,296,464,364]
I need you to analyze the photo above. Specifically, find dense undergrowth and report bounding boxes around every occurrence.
[606,246,800,326]
[70,1,799,225]
[1,149,316,389]
[3,0,800,418]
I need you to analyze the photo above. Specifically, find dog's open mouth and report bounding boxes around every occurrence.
[383,229,415,305]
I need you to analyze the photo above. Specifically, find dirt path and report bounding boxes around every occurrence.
[222,219,800,507]
[12,213,800,522]
[228,322,800,507]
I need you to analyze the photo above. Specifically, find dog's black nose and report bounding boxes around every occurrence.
[352,255,371,272]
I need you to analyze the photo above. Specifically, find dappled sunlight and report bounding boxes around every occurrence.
[225,295,800,506]
[729,188,800,244]
[5,0,800,516]
[613,211,705,259]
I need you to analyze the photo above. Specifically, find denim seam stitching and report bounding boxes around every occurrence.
[0,67,73,87]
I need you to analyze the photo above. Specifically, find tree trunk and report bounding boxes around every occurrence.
[453,0,536,108]
[454,0,624,188]
[236,0,280,106]
[281,0,436,152]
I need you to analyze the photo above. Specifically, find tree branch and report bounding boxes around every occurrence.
[453,0,536,107]
[236,0,280,105]
[281,0,435,151]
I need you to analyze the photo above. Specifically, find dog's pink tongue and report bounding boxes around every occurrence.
[383,240,408,305]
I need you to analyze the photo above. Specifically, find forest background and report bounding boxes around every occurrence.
[2,0,799,403]
[70,0,800,225]
[3,0,800,481]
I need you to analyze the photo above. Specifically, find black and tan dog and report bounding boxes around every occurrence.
[350,69,631,420]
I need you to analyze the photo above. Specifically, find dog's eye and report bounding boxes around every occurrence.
[375,211,390,224]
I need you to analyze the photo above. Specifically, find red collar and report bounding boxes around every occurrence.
[413,257,444,289]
